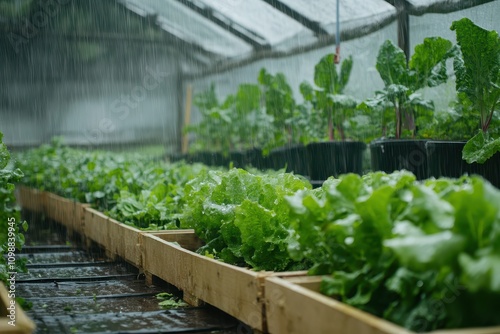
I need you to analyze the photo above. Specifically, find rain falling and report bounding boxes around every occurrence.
[1,0,500,333]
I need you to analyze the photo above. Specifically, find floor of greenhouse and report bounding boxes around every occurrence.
[18,210,247,334]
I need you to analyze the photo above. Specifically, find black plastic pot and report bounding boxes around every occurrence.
[269,144,309,176]
[370,139,429,180]
[426,140,500,188]
[227,148,271,169]
[228,150,246,168]
[245,148,271,170]
[192,151,228,167]
[169,153,193,163]
[306,141,366,181]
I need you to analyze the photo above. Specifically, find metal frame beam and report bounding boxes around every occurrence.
[261,0,329,36]
[172,0,270,51]
[116,1,220,64]
[185,13,396,79]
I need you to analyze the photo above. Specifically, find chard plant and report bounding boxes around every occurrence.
[300,54,358,141]
[185,84,233,155]
[228,83,274,152]
[186,83,273,155]
[258,68,297,149]
[451,18,500,164]
[361,37,454,139]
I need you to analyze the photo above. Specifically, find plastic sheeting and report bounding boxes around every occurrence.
[278,0,397,36]
[403,0,497,15]
[117,0,497,69]
[118,0,398,61]
[119,0,253,58]
[197,0,315,49]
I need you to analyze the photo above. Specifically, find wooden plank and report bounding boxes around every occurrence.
[141,232,271,331]
[150,230,203,251]
[430,329,500,334]
[45,193,74,231]
[83,207,110,250]
[72,202,89,236]
[16,188,90,236]
[44,192,56,224]
[0,283,36,334]
[265,276,500,334]
[16,186,46,214]
[265,276,411,334]
[107,218,143,267]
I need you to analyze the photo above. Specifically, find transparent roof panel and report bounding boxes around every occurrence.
[119,0,253,58]
[195,0,311,46]
[404,0,498,14]
[278,0,397,36]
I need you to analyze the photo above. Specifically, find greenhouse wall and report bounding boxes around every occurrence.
[1,43,181,148]
[188,2,500,120]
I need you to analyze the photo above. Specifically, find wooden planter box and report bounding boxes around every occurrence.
[141,231,272,331]
[83,207,191,268]
[106,217,145,267]
[0,283,35,334]
[15,186,46,213]
[265,276,500,334]
[70,201,90,236]
[83,207,111,251]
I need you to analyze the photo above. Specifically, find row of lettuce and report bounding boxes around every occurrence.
[16,141,500,332]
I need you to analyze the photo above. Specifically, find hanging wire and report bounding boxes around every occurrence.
[334,0,340,64]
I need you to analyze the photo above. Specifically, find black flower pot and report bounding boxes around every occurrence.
[306,141,366,181]
[169,152,193,163]
[426,140,500,188]
[228,150,246,168]
[193,151,228,167]
[245,148,271,170]
[370,139,429,180]
[269,144,309,176]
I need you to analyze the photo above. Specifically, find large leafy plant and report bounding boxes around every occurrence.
[451,18,500,163]
[300,54,359,141]
[185,84,233,154]
[361,37,454,139]
[186,83,273,155]
[258,69,297,149]
[287,171,500,331]
[180,168,311,271]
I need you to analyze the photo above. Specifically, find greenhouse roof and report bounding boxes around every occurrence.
[118,0,398,64]
[0,0,496,77]
[116,0,496,74]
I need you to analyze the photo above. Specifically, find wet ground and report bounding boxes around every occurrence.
[17,210,247,334]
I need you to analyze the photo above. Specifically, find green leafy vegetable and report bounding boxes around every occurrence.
[363,37,454,139]
[180,168,311,271]
[299,55,360,141]
[287,171,500,331]
[16,139,210,230]
[0,131,28,286]
[451,18,500,163]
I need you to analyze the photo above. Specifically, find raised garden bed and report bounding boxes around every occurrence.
[141,231,269,331]
[15,185,46,216]
[265,276,500,334]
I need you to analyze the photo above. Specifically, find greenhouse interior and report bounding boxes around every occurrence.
[1,0,500,333]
